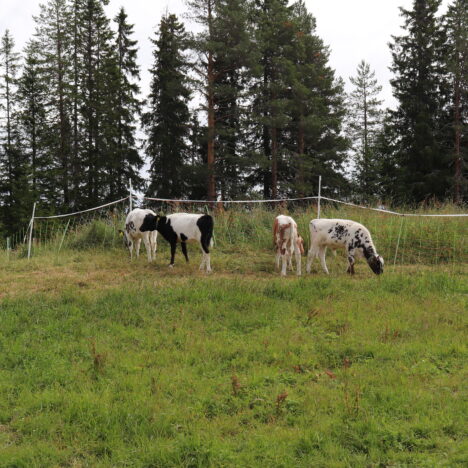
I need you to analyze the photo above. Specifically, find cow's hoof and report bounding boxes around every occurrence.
[169,264,174,268]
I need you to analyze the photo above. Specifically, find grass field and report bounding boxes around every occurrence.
[1,233,467,467]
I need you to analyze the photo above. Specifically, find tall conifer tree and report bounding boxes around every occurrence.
[143,13,191,198]
[389,0,451,202]
[444,0,468,202]
[347,60,383,200]
[111,7,143,199]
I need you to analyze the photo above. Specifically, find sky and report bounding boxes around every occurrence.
[1,0,450,110]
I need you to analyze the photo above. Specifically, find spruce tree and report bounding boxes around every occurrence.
[389,0,452,202]
[77,0,116,207]
[111,7,143,199]
[17,40,56,208]
[0,31,32,235]
[347,60,383,200]
[143,13,191,199]
[444,0,468,202]
[33,0,73,206]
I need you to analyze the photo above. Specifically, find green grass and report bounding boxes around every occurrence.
[0,244,467,467]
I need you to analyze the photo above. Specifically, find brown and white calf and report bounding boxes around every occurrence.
[306,218,384,275]
[273,215,304,276]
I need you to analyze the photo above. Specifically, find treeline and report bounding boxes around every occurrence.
[0,0,466,235]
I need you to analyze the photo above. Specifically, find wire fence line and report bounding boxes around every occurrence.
[1,186,466,268]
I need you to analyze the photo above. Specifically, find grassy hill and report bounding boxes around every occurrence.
[1,242,467,466]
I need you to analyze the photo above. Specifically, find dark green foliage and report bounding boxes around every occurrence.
[143,13,191,199]
[388,0,453,202]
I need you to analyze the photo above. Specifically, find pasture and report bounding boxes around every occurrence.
[1,206,467,467]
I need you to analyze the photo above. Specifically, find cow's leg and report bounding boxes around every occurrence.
[275,251,281,271]
[169,242,176,267]
[128,240,133,261]
[204,252,212,273]
[306,246,316,273]
[294,245,302,276]
[151,233,157,261]
[181,242,189,263]
[347,248,356,275]
[318,247,329,274]
[281,254,288,276]
[199,243,209,271]
[143,235,152,263]
[135,239,142,259]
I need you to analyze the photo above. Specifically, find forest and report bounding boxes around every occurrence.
[0,0,466,235]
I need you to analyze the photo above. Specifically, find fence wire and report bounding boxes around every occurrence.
[2,194,467,269]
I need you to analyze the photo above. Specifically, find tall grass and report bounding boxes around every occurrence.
[2,202,467,266]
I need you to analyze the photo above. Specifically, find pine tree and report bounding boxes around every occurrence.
[347,60,383,200]
[143,13,191,199]
[250,0,296,198]
[444,0,468,202]
[187,0,219,201]
[210,0,254,199]
[389,0,452,202]
[272,0,349,197]
[111,7,143,199]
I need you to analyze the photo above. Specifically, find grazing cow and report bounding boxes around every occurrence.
[140,212,214,272]
[306,218,384,275]
[273,215,304,276]
[120,208,158,262]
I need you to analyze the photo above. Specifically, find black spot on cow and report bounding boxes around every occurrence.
[328,228,333,234]
[196,215,214,254]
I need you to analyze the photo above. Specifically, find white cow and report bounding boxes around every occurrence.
[273,215,304,276]
[306,218,384,275]
[120,208,158,262]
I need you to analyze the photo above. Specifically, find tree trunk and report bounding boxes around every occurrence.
[453,59,462,204]
[296,116,305,197]
[271,126,278,199]
[206,0,216,202]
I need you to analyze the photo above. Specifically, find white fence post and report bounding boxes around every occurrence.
[27,202,36,260]
[6,237,10,260]
[317,176,322,219]
[129,179,133,212]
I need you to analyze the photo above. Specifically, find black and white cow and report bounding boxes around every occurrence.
[120,208,158,262]
[140,212,214,272]
[306,218,384,275]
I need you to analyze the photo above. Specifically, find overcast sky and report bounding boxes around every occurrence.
[2,0,450,110]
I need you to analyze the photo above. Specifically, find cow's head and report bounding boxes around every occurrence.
[367,254,384,275]
[140,213,160,232]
